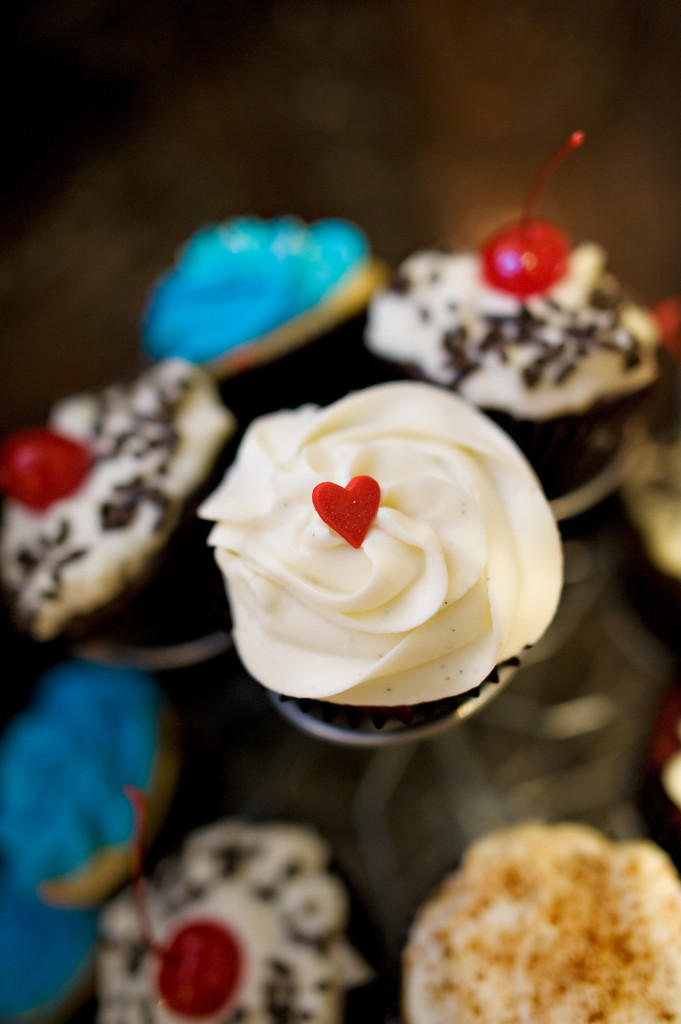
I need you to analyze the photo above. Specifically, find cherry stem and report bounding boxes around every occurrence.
[124,784,167,959]
[520,130,585,228]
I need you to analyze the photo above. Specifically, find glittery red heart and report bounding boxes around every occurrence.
[312,475,380,549]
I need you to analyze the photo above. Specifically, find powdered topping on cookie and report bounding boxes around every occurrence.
[97,819,372,1024]
[200,381,562,707]
[366,243,660,419]
[0,359,235,640]
[402,821,681,1024]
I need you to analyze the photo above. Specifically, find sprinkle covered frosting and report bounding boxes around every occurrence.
[199,381,562,707]
[402,822,681,1024]
[97,819,373,1024]
[0,359,235,640]
[366,243,660,419]
[142,216,373,365]
[0,660,164,897]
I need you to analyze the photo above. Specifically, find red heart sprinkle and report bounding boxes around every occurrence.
[312,475,381,548]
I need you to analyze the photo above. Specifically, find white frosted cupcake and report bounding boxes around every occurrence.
[366,242,662,512]
[402,821,681,1024]
[97,818,375,1024]
[0,359,235,663]
[199,381,563,740]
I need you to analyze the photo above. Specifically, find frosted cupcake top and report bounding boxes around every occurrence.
[0,660,163,897]
[0,359,235,640]
[97,819,373,1024]
[142,217,375,365]
[366,243,660,419]
[402,821,681,1024]
[200,381,562,707]
[0,873,97,1020]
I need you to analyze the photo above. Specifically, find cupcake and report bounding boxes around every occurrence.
[141,216,389,418]
[0,659,180,907]
[619,433,681,650]
[402,821,681,1024]
[97,817,375,1023]
[640,680,681,871]
[0,874,98,1023]
[365,137,663,513]
[199,380,563,741]
[0,358,235,660]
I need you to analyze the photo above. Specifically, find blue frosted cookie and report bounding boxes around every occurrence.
[0,873,97,1023]
[142,216,387,377]
[0,659,179,907]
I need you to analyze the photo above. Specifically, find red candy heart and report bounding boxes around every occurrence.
[312,475,381,549]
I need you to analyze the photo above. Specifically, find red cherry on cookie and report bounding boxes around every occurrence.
[0,427,92,511]
[158,919,243,1017]
[124,785,245,1019]
[312,475,381,548]
[481,130,584,297]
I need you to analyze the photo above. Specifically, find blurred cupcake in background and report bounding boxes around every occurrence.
[97,815,378,1023]
[0,659,179,908]
[142,215,389,420]
[402,821,681,1024]
[0,359,236,666]
[366,133,668,517]
[0,875,97,1023]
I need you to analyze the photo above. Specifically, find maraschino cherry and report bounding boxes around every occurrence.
[125,785,244,1018]
[481,130,585,297]
[0,427,92,511]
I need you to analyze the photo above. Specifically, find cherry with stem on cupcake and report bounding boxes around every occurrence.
[480,129,585,297]
[0,427,92,510]
[124,785,244,1018]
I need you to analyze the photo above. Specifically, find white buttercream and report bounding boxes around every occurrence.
[97,819,372,1024]
[0,359,235,640]
[200,381,562,706]
[365,243,660,419]
[402,822,681,1024]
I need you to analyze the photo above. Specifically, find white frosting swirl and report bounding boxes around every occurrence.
[366,243,660,419]
[97,819,372,1024]
[200,382,562,706]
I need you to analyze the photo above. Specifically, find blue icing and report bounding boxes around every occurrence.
[0,873,96,1018]
[0,660,162,895]
[142,216,371,363]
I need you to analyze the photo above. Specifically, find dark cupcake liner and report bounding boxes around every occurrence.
[486,384,658,506]
[267,658,520,746]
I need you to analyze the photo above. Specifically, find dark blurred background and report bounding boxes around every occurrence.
[2,0,681,433]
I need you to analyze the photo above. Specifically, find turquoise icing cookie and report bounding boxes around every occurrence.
[0,660,162,895]
[142,216,371,363]
[0,873,96,1019]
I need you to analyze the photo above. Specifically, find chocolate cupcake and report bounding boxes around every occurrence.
[366,241,662,516]
[199,380,563,743]
[0,359,235,665]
